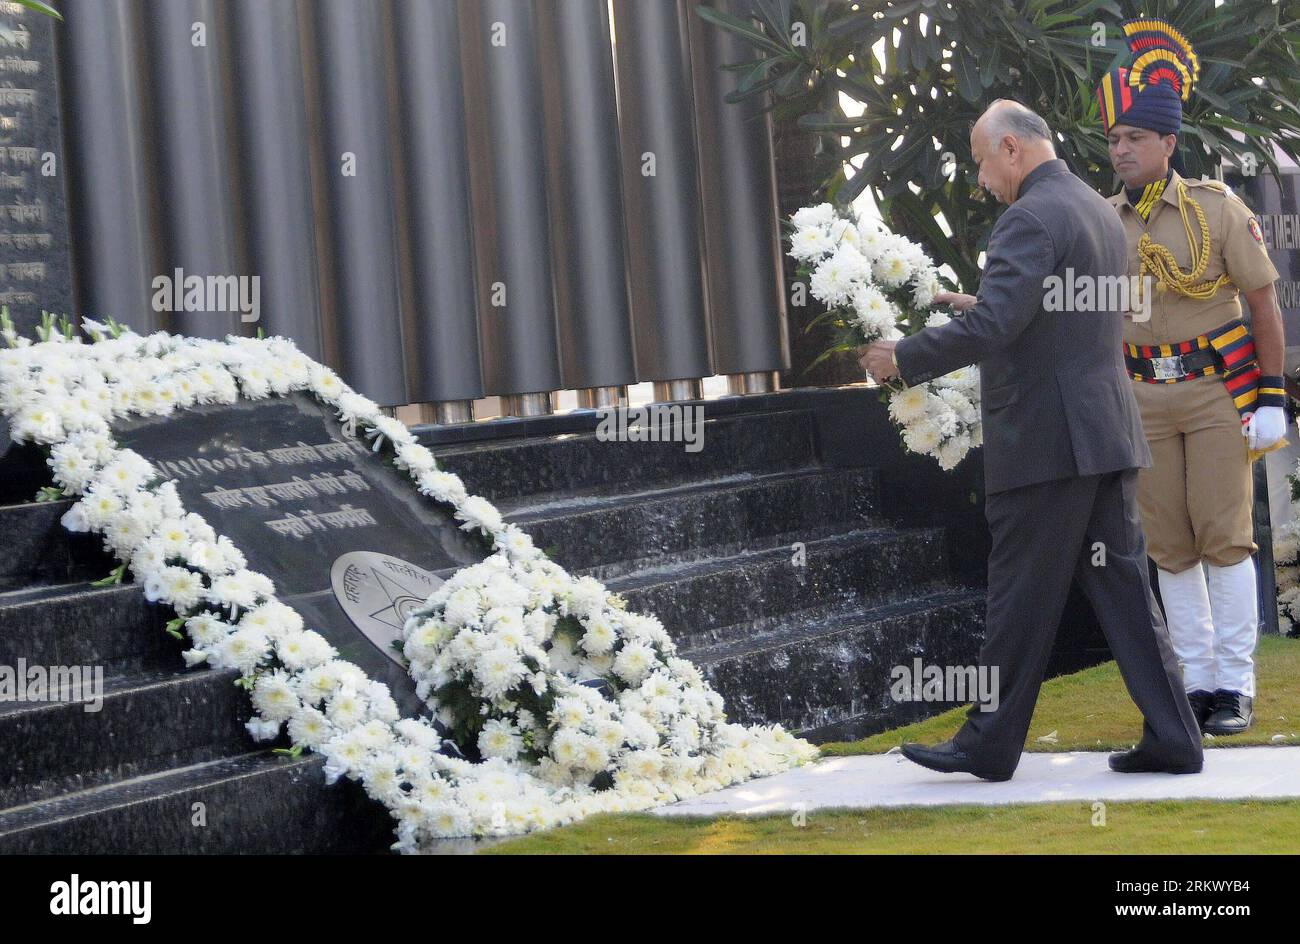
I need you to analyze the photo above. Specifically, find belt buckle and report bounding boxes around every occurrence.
[1150,354,1185,380]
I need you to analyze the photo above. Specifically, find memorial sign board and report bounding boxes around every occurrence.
[112,391,488,717]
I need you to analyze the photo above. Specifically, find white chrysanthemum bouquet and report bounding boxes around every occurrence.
[788,202,982,471]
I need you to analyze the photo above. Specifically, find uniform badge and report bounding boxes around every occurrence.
[1248,217,1264,244]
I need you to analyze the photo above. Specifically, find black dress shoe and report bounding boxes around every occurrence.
[1203,689,1253,736]
[1186,689,1215,730]
[1108,746,1202,774]
[900,740,1014,782]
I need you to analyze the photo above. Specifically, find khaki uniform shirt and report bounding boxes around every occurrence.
[1109,171,1279,346]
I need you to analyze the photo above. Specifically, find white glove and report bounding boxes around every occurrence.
[1244,405,1287,451]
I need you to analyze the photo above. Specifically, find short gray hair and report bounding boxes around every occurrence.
[981,100,1055,151]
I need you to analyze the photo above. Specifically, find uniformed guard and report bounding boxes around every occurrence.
[1097,17,1290,735]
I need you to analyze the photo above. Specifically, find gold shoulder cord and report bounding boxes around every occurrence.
[1136,181,1234,301]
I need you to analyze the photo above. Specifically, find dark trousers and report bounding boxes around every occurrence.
[952,467,1203,773]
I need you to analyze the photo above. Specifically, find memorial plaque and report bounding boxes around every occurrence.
[0,4,73,337]
[330,551,444,672]
[113,392,489,717]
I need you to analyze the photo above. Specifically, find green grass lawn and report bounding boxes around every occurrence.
[483,635,1300,854]
[822,635,1300,756]
[482,800,1300,854]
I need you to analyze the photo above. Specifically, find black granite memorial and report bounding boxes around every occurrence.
[0,4,73,337]
[113,391,490,717]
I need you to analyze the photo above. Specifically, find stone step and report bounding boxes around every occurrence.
[0,436,51,505]
[0,750,395,854]
[0,498,117,592]
[685,587,986,737]
[507,466,880,579]
[429,408,817,504]
[606,526,953,650]
[0,580,179,676]
[0,666,254,809]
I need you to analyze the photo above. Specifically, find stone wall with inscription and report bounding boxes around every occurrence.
[0,3,71,337]
[1242,167,1300,348]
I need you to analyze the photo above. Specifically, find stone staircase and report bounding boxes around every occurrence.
[0,395,987,853]
[431,406,986,742]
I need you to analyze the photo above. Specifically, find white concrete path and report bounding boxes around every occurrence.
[654,747,1300,817]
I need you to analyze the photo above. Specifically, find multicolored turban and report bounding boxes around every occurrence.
[1096,17,1199,135]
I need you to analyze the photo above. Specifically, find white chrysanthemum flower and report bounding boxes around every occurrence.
[246,717,281,742]
[477,647,527,700]
[580,613,617,655]
[59,501,90,533]
[809,245,870,308]
[287,706,333,748]
[456,495,505,535]
[913,271,942,309]
[418,469,468,505]
[478,718,523,761]
[143,565,205,612]
[937,433,972,471]
[252,671,298,722]
[790,202,836,229]
[212,628,270,674]
[613,641,656,685]
[79,484,124,529]
[48,441,96,492]
[887,385,929,424]
[788,225,833,261]
[872,249,912,288]
[935,387,977,425]
[184,611,233,648]
[826,216,861,250]
[902,418,944,455]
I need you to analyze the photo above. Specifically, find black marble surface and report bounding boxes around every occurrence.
[113,392,490,717]
[0,8,73,336]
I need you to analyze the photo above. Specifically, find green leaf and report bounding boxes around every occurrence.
[91,563,127,587]
[13,0,62,20]
[696,5,792,59]
[952,44,981,103]
[979,45,1002,88]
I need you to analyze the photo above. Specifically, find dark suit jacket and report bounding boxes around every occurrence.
[894,158,1152,494]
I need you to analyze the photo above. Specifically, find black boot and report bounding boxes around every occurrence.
[1203,689,1253,736]
[1186,689,1214,731]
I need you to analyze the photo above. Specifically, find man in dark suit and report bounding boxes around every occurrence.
[861,100,1203,780]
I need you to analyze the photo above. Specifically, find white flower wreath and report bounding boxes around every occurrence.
[0,314,819,852]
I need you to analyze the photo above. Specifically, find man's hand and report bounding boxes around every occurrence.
[857,340,899,383]
[1245,405,1287,451]
[933,290,978,311]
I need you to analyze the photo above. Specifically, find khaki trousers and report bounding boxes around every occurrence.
[1130,375,1256,572]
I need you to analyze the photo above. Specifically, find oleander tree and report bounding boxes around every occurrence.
[700,0,1300,295]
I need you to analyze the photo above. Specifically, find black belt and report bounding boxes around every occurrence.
[1123,346,1220,382]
